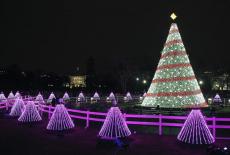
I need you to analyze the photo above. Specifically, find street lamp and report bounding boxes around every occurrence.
[143,80,147,84]
[136,77,139,81]
[199,80,203,85]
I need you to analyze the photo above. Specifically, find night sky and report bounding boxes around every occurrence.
[2,1,230,74]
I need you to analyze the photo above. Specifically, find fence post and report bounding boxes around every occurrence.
[212,116,216,139]
[48,105,51,119]
[5,101,8,111]
[123,113,126,121]
[85,110,90,128]
[159,114,162,135]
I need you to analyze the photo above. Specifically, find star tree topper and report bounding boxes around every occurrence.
[170,13,177,20]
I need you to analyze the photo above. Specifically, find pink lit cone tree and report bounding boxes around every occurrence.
[9,99,25,117]
[177,109,215,144]
[18,101,42,122]
[0,92,7,102]
[47,104,74,131]
[98,107,131,139]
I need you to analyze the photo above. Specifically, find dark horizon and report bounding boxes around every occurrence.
[2,1,230,74]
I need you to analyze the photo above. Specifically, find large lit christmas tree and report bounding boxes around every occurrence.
[142,14,207,108]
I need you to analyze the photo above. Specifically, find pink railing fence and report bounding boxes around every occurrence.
[1,101,230,140]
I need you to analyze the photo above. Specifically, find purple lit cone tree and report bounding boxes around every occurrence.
[0,92,7,102]
[9,99,25,117]
[213,93,222,103]
[47,104,74,131]
[98,107,131,139]
[177,109,215,144]
[18,101,42,122]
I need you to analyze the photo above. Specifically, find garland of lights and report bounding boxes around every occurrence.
[142,23,207,108]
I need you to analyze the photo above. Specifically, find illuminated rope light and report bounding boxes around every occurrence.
[47,104,75,131]
[146,90,201,97]
[177,109,215,144]
[157,63,191,70]
[18,101,42,122]
[152,76,196,83]
[98,107,131,139]
[9,99,25,117]
[160,51,186,59]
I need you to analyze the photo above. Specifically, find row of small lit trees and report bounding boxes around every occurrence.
[7,97,215,145]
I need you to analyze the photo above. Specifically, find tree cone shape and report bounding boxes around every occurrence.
[142,23,207,108]
[9,99,25,117]
[177,109,215,144]
[18,101,42,122]
[98,107,131,139]
[47,104,74,131]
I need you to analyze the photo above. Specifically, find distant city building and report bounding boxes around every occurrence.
[196,71,230,91]
[69,75,86,88]
[211,73,230,91]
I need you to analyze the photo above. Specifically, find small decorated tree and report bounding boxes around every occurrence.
[18,101,42,122]
[35,92,45,104]
[124,92,132,102]
[213,93,222,103]
[9,99,25,117]
[47,92,56,103]
[98,107,131,139]
[77,92,85,102]
[177,109,214,144]
[15,91,21,98]
[107,92,115,102]
[0,92,7,102]
[93,92,100,100]
[47,104,75,131]
[63,92,70,101]
[7,91,15,105]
